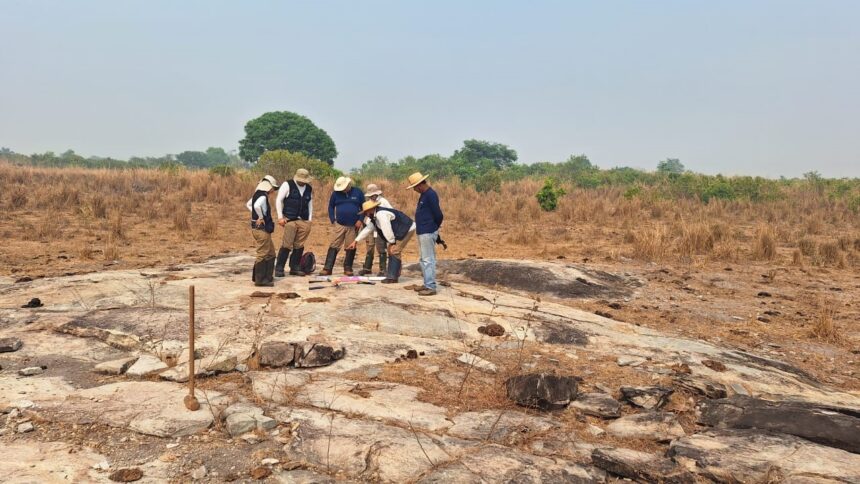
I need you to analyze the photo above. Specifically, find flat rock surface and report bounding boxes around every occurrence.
[606,411,686,441]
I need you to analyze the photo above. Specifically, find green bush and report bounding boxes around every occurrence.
[255,150,339,185]
[208,165,235,177]
[536,178,566,211]
[473,170,502,193]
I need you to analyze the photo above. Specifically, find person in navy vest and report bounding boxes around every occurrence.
[274,168,314,277]
[349,200,416,283]
[407,172,444,296]
[245,176,279,286]
[322,177,365,276]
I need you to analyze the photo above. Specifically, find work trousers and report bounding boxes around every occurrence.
[281,219,311,249]
[329,224,358,249]
[252,229,276,262]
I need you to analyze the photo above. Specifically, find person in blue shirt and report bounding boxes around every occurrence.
[406,172,444,296]
[322,176,364,275]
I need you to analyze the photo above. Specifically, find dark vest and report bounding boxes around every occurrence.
[251,190,275,233]
[281,180,312,221]
[373,207,413,241]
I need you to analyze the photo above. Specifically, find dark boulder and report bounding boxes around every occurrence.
[295,343,345,368]
[505,373,578,410]
[258,341,296,368]
[592,448,695,483]
[698,395,860,454]
[620,386,674,410]
[477,323,505,337]
[0,337,23,353]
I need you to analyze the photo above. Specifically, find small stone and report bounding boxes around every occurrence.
[702,359,728,372]
[226,412,257,437]
[17,422,34,433]
[405,349,419,359]
[294,342,345,368]
[242,434,261,445]
[0,337,23,353]
[729,383,750,396]
[235,363,249,372]
[191,465,207,480]
[166,443,179,449]
[250,466,271,479]
[223,403,264,418]
[586,424,605,436]
[616,356,646,367]
[92,460,110,471]
[260,458,279,466]
[619,386,674,410]
[477,323,505,337]
[255,415,278,431]
[95,356,139,375]
[570,392,622,418]
[18,366,44,376]
[457,353,497,373]
[109,468,144,482]
[125,355,168,377]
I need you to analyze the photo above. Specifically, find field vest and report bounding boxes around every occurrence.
[282,180,312,221]
[374,207,413,241]
[251,190,275,233]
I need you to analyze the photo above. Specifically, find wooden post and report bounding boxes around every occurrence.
[184,285,200,411]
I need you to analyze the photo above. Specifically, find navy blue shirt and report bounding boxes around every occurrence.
[415,187,443,235]
[328,187,364,226]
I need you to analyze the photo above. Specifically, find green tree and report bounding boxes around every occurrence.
[536,178,567,211]
[176,151,210,167]
[451,139,518,177]
[255,150,340,184]
[239,111,338,165]
[204,147,230,165]
[657,158,685,174]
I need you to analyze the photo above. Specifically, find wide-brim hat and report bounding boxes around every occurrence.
[262,175,279,188]
[293,169,312,184]
[365,183,383,197]
[255,180,274,192]
[406,171,429,189]
[358,200,380,214]
[333,176,352,192]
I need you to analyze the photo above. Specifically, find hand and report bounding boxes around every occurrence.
[278,218,286,227]
[387,243,394,255]
[347,241,357,250]
[354,221,363,230]
[255,219,264,227]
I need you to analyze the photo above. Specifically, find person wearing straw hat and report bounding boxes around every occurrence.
[245,176,280,286]
[322,176,364,276]
[274,168,314,277]
[348,200,415,283]
[406,172,444,296]
[359,183,392,276]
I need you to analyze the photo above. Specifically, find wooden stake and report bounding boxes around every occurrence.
[184,285,200,411]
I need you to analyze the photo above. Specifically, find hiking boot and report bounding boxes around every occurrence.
[254,259,274,287]
[321,247,338,276]
[382,256,402,283]
[288,248,306,276]
[274,247,290,277]
[359,252,374,276]
[343,249,356,276]
[378,251,387,274]
[417,288,437,296]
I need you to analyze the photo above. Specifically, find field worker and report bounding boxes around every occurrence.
[274,168,314,277]
[407,172,444,296]
[322,176,364,276]
[359,183,392,276]
[246,176,280,286]
[348,200,415,284]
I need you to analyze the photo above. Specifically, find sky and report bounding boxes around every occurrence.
[1,0,858,177]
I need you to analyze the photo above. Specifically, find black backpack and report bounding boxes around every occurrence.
[300,252,316,274]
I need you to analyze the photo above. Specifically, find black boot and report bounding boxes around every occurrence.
[343,249,356,276]
[289,247,306,276]
[254,260,273,287]
[378,250,387,277]
[359,252,374,276]
[321,247,338,276]
[381,256,401,283]
[275,247,290,277]
[251,262,257,282]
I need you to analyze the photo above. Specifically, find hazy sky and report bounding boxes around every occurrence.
[2,1,858,177]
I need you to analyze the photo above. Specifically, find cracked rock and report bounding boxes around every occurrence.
[620,386,674,410]
[505,373,578,410]
[570,392,622,418]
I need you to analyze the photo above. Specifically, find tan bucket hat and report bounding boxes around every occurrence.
[333,176,352,192]
[365,183,383,197]
[358,200,381,214]
[261,175,279,188]
[406,172,429,189]
[255,180,274,192]
[293,169,312,184]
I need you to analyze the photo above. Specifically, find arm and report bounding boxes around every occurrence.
[253,196,267,219]
[376,212,396,244]
[354,217,375,243]
[308,197,313,222]
[430,192,444,227]
[275,183,289,220]
[328,194,336,223]
[246,198,253,213]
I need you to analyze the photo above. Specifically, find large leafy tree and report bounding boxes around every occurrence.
[657,158,685,174]
[239,111,338,165]
[452,139,518,170]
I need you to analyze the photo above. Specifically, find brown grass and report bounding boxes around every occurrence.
[810,299,841,342]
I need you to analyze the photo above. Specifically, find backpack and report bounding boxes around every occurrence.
[300,252,316,274]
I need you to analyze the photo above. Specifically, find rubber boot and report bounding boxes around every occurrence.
[343,249,356,276]
[263,257,276,286]
[359,252,374,276]
[274,247,290,277]
[377,251,387,277]
[289,247,306,276]
[254,260,273,287]
[321,247,338,276]
[381,256,401,284]
[251,262,257,282]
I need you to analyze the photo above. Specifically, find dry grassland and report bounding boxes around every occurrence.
[1,163,858,390]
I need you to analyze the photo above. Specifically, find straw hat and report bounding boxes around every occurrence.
[293,169,312,184]
[262,175,280,188]
[406,172,429,189]
[358,200,380,214]
[333,176,352,192]
[255,180,274,192]
[365,183,383,197]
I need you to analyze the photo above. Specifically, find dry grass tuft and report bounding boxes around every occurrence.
[797,238,817,257]
[810,299,841,342]
[632,226,670,261]
[752,225,777,260]
[818,241,841,266]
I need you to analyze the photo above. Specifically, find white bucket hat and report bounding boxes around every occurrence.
[255,180,274,192]
[261,175,279,188]
[333,176,352,192]
[293,169,312,184]
[365,183,383,197]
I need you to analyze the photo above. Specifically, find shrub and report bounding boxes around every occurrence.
[209,165,235,177]
[473,170,502,193]
[536,178,566,212]
[255,150,338,184]
[752,225,777,260]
